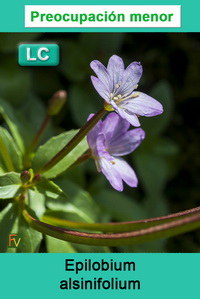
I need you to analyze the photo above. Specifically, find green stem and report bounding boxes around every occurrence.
[31,115,51,151]
[0,135,15,171]
[23,115,51,169]
[23,208,200,246]
[37,108,107,174]
[42,205,200,232]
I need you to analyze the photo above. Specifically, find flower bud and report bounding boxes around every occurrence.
[32,174,42,183]
[48,90,67,116]
[20,171,31,184]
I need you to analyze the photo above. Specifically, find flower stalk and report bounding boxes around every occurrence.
[31,90,67,152]
[30,115,51,151]
[23,90,67,169]
[37,107,107,174]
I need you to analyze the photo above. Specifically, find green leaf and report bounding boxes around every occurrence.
[0,203,19,252]
[0,156,6,174]
[0,98,33,153]
[33,177,68,201]
[72,243,111,253]
[94,190,147,221]
[16,209,43,253]
[140,80,174,136]
[28,189,46,219]
[32,130,88,178]
[0,131,15,172]
[62,164,86,188]
[5,206,43,253]
[45,204,96,225]
[0,127,23,171]
[52,179,101,223]
[46,235,77,253]
[0,172,22,199]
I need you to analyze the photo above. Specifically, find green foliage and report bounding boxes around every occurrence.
[0,172,22,199]
[54,179,101,222]
[46,235,77,253]
[28,189,46,219]
[16,209,43,253]
[0,206,42,253]
[0,127,23,171]
[0,98,33,153]
[45,179,100,224]
[33,177,68,201]
[32,130,88,178]
[0,203,18,252]
[0,203,42,253]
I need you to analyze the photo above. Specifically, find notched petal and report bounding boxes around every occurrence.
[120,61,143,95]
[114,158,138,188]
[91,76,110,101]
[124,92,164,117]
[108,128,145,156]
[107,55,125,87]
[90,60,112,90]
[99,158,124,191]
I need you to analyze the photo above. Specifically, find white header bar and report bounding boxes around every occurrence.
[25,5,181,28]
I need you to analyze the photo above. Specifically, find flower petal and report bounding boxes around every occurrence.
[87,114,103,152]
[101,112,130,141]
[108,128,145,156]
[122,92,163,117]
[107,55,124,89]
[99,157,123,191]
[111,100,141,127]
[96,133,111,160]
[114,158,138,188]
[119,62,143,95]
[90,60,112,91]
[91,76,110,101]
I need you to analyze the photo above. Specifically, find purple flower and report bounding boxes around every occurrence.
[90,55,163,127]
[87,112,145,191]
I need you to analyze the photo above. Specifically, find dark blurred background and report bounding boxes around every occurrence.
[0,32,200,252]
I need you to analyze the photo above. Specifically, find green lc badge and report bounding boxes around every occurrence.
[18,44,59,66]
